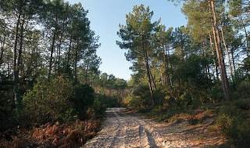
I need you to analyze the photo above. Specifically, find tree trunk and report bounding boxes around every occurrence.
[48,14,58,80]
[231,48,236,77]
[85,64,89,84]
[57,18,66,74]
[220,27,234,81]
[17,18,25,79]
[163,46,168,86]
[143,46,155,106]
[145,56,155,106]
[74,39,79,83]
[74,49,78,82]
[209,33,219,80]
[149,66,157,90]
[57,33,63,74]
[202,41,210,78]
[13,7,22,109]
[167,47,174,86]
[210,0,230,100]
[66,35,72,72]
[0,35,6,65]
[141,35,155,106]
[48,29,57,79]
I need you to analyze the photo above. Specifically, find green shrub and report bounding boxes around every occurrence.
[92,94,120,117]
[0,86,16,131]
[22,76,74,126]
[153,87,166,106]
[128,84,152,110]
[217,103,250,148]
[92,94,107,117]
[237,81,250,99]
[208,84,223,102]
[217,114,250,148]
[71,84,95,119]
[233,99,250,110]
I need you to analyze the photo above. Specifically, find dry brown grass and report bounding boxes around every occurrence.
[0,120,101,148]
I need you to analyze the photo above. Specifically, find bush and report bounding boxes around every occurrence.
[92,94,107,117]
[236,81,250,99]
[209,84,223,102]
[22,76,74,126]
[92,94,120,118]
[0,85,15,131]
[217,102,250,148]
[233,99,250,110]
[217,114,250,148]
[71,84,95,119]
[127,84,152,110]
[153,87,166,106]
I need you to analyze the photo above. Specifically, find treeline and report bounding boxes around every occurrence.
[117,2,250,146]
[117,1,250,109]
[0,0,101,106]
[93,73,127,97]
[0,0,128,146]
[0,0,105,131]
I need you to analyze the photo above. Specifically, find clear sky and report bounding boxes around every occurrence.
[67,0,187,80]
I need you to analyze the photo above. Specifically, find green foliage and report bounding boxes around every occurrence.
[242,57,250,73]
[236,81,250,99]
[92,94,120,117]
[153,87,166,105]
[217,100,250,147]
[182,0,211,43]
[71,84,95,119]
[229,0,242,17]
[217,114,250,148]
[128,84,152,109]
[0,85,15,131]
[22,77,113,125]
[22,76,74,125]
[92,95,107,117]
[175,54,212,86]
[208,84,224,102]
[233,99,250,110]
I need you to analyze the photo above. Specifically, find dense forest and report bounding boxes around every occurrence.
[0,0,127,147]
[0,0,250,147]
[117,0,250,147]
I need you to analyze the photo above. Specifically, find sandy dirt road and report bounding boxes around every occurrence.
[83,108,225,148]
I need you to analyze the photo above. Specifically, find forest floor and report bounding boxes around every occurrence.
[83,108,226,148]
[0,119,101,148]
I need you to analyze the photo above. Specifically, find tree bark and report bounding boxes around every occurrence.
[231,48,236,77]
[48,29,57,79]
[48,14,58,80]
[13,5,22,109]
[149,65,157,90]
[145,54,154,106]
[0,34,6,65]
[142,37,155,106]
[210,0,230,100]
[85,64,89,84]
[66,35,72,72]
[162,46,168,86]
[57,33,63,74]
[209,33,219,80]
[167,47,174,87]
[74,39,79,83]
[17,18,25,79]
[220,27,234,80]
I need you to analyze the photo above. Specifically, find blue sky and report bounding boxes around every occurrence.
[67,0,187,80]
